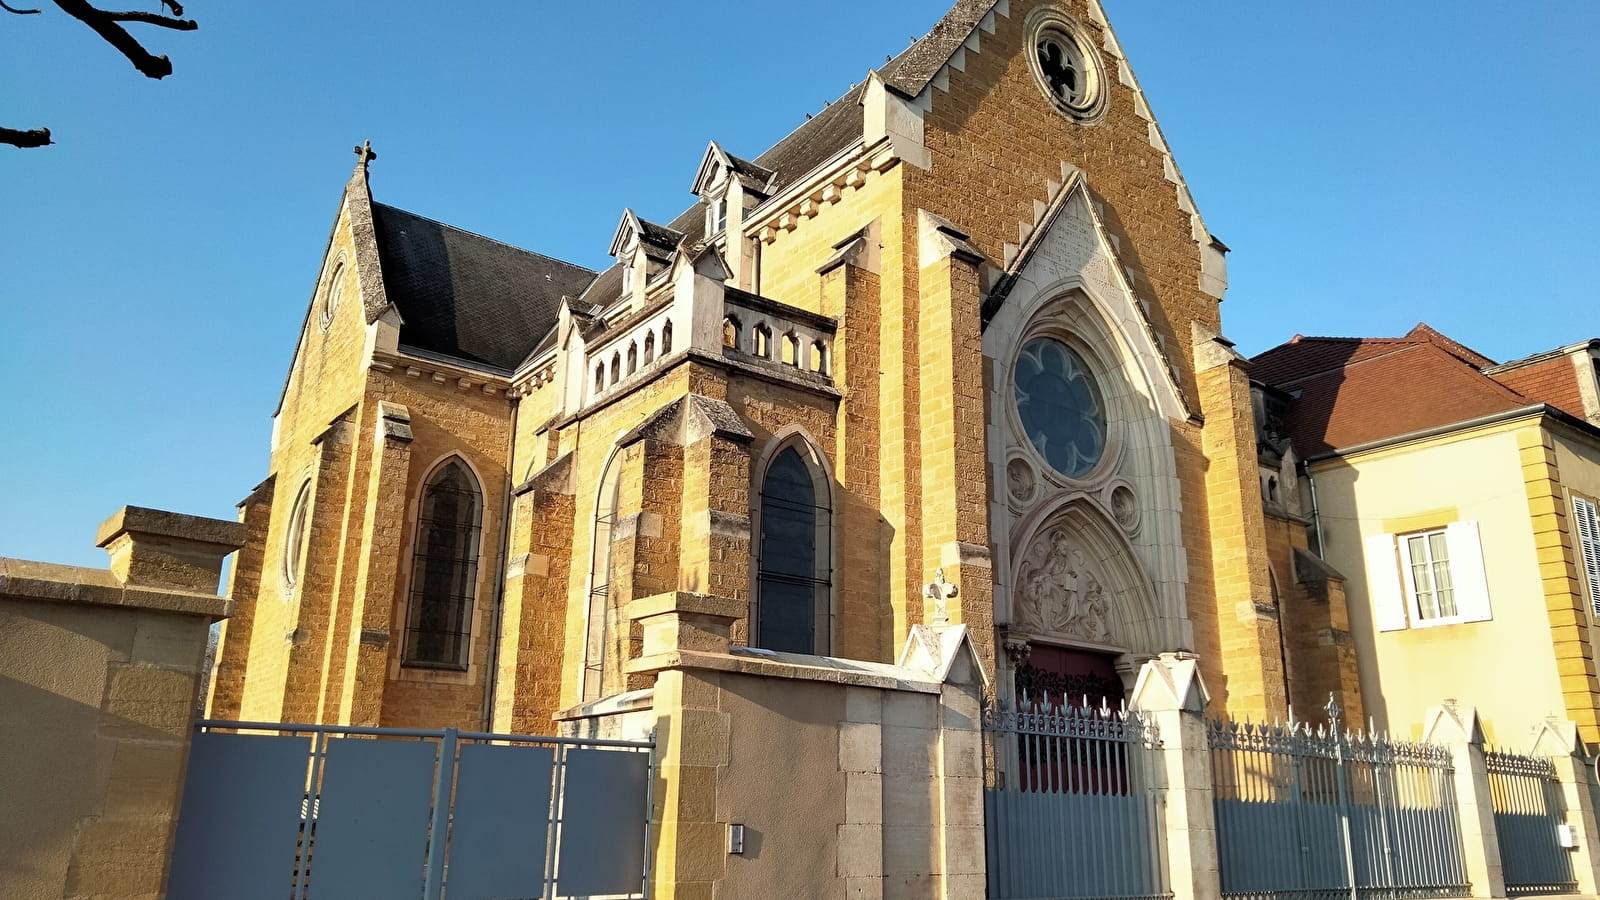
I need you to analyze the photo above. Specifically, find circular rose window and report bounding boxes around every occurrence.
[1026,10,1104,122]
[1014,337,1106,478]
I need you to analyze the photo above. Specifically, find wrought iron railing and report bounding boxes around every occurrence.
[1208,697,1469,900]
[984,695,1170,900]
[1485,749,1575,896]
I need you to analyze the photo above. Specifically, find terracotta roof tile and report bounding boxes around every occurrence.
[1252,327,1530,457]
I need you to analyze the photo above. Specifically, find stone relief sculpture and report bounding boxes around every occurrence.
[1012,527,1113,643]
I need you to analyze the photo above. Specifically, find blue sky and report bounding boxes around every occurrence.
[3,1,1597,568]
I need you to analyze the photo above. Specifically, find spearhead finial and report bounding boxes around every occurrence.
[353,140,377,172]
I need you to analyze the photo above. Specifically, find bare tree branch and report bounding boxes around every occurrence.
[1,126,52,148]
[6,1,198,147]
[50,0,200,79]
[100,9,196,29]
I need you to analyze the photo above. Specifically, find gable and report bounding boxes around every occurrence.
[985,177,1188,422]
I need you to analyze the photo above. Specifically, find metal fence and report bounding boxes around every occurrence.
[1485,750,1575,896]
[167,720,653,900]
[984,696,1169,900]
[1208,701,1469,900]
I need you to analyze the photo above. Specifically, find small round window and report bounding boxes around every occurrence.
[1027,11,1104,121]
[319,262,345,331]
[1014,337,1106,478]
[283,481,311,587]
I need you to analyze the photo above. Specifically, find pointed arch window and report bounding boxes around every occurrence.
[661,320,673,355]
[781,332,800,366]
[404,459,482,669]
[627,341,638,375]
[810,341,829,375]
[583,453,623,700]
[644,331,656,364]
[755,442,832,655]
[723,316,741,350]
[753,324,772,358]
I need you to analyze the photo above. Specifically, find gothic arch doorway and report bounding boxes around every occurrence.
[1013,642,1125,709]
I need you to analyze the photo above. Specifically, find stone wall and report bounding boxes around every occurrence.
[0,507,238,900]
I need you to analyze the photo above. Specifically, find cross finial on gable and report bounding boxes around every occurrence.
[353,140,377,172]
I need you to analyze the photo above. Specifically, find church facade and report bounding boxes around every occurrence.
[209,0,1341,737]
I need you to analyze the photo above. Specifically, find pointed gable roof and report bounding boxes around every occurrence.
[1251,324,1531,457]
[371,203,596,372]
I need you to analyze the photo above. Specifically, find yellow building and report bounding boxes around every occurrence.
[212,0,1310,738]
[1252,326,1600,744]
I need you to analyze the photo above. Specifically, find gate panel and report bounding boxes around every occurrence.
[167,732,310,900]
[556,746,652,896]
[446,742,556,900]
[307,737,439,899]
[983,698,1168,900]
[170,721,653,900]
[1208,706,1468,900]
[1486,751,1575,895]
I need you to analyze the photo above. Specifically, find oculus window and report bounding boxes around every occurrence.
[755,444,832,655]
[1014,336,1106,479]
[404,459,482,668]
[282,481,311,587]
[1026,10,1105,122]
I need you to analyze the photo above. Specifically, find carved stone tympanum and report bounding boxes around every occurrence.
[1013,526,1113,644]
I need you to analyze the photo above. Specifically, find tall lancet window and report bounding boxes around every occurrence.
[755,443,832,655]
[583,453,623,700]
[404,458,482,668]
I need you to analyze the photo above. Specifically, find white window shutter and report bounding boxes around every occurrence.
[1573,497,1600,618]
[1364,533,1408,631]
[1446,520,1492,623]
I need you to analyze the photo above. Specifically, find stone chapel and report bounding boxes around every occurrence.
[209,0,1345,734]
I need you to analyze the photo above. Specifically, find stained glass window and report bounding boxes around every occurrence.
[756,446,831,654]
[404,459,482,668]
[1014,337,1106,478]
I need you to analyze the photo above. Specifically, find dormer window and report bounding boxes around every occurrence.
[621,262,635,296]
[710,196,728,236]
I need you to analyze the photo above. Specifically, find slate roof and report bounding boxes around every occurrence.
[1250,325,1531,458]
[879,0,999,98]
[371,203,596,372]
[369,0,992,360]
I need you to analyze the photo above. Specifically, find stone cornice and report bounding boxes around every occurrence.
[744,137,903,244]
[370,348,513,398]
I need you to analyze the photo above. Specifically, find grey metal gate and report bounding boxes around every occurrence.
[1485,750,1575,895]
[983,697,1169,900]
[167,719,653,900]
[1208,700,1469,900]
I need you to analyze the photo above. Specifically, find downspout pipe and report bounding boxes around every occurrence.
[1302,458,1326,559]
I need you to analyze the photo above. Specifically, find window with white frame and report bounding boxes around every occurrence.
[1365,521,1491,631]
[1572,496,1600,618]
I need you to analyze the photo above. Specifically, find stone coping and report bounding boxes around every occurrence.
[629,590,746,621]
[554,687,656,722]
[95,505,246,550]
[0,557,231,619]
[627,647,945,694]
